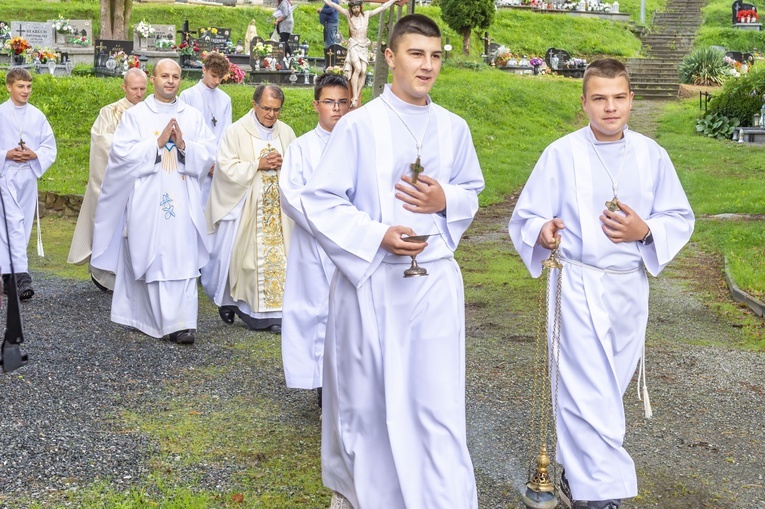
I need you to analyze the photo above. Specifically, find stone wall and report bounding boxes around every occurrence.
[40,191,83,218]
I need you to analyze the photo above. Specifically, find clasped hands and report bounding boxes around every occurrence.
[381,174,446,256]
[157,118,186,151]
[536,200,650,249]
[258,151,283,171]
[5,146,38,164]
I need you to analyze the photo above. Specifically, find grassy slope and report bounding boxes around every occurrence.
[697,0,765,50]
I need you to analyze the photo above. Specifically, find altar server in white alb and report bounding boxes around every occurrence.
[1,68,56,300]
[179,51,232,206]
[203,84,295,333]
[68,68,148,292]
[301,15,482,509]
[509,59,694,509]
[279,73,350,397]
[91,59,216,345]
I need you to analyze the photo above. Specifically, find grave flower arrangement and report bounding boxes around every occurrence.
[325,66,344,75]
[37,48,58,63]
[737,9,758,22]
[0,22,11,38]
[135,20,156,39]
[69,34,90,46]
[155,37,174,50]
[253,41,273,58]
[530,57,544,67]
[224,61,245,84]
[173,40,201,56]
[126,54,140,69]
[7,36,31,55]
[293,56,311,74]
[52,15,73,35]
[495,51,512,67]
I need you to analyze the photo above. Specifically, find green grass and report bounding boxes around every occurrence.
[698,0,765,50]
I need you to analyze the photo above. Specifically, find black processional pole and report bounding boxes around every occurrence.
[0,182,28,372]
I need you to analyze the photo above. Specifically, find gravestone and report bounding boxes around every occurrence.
[732,0,758,24]
[197,27,232,52]
[324,44,347,68]
[270,42,287,64]
[177,20,197,44]
[287,33,300,47]
[93,39,133,68]
[11,21,54,49]
[249,36,268,68]
[724,50,754,64]
[133,23,175,50]
[545,47,571,69]
[48,19,92,47]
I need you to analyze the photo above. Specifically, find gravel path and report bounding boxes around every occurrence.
[1,101,764,507]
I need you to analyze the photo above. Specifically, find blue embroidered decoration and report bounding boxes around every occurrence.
[160,192,175,219]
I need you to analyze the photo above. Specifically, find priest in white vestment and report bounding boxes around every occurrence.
[179,51,232,206]
[68,68,148,292]
[1,68,57,300]
[301,16,482,509]
[203,84,295,334]
[509,59,694,509]
[91,59,216,345]
[280,74,350,393]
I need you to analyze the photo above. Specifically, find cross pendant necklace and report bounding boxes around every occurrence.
[10,105,27,150]
[381,97,430,183]
[589,131,627,212]
[211,115,217,127]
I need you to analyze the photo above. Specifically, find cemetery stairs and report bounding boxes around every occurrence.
[626,0,704,99]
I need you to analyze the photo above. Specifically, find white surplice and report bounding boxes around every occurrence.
[68,97,134,290]
[0,99,56,273]
[279,124,334,389]
[301,86,483,509]
[179,81,232,206]
[91,96,216,337]
[509,125,694,502]
[202,112,295,323]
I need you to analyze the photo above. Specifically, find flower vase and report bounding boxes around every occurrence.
[533,64,540,75]
[303,72,310,85]
[180,54,190,68]
[255,58,260,71]
[13,54,24,66]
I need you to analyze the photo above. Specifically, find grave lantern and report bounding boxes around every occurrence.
[139,54,148,71]
[753,112,761,127]
[47,59,57,76]
[299,41,309,56]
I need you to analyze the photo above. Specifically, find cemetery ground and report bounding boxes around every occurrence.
[0,69,764,507]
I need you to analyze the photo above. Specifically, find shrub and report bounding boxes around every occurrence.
[696,112,740,139]
[709,65,765,126]
[679,46,728,85]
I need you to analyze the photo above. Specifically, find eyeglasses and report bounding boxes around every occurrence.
[256,103,282,114]
[319,99,349,108]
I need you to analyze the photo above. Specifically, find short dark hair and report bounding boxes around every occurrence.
[253,84,285,105]
[314,73,350,100]
[389,14,441,52]
[583,58,631,95]
[6,68,33,87]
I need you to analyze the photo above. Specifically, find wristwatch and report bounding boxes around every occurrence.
[640,228,654,246]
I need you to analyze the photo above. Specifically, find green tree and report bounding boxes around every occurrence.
[100,0,133,40]
[441,0,495,56]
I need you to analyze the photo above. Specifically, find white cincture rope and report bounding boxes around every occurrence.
[36,196,44,257]
[637,344,652,419]
[559,257,643,275]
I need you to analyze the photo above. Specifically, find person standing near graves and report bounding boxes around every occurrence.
[273,0,295,57]
[318,0,340,48]
[68,68,148,292]
[301,14,482,508]
[322,0,398,108]
[203,84,295,333]
[180,51,232,206]
[0,68,56,300]
[279,73,350,404]
[91,59,216,345]
[509,59,695,509]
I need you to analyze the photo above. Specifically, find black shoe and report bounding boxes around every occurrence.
[559,469,574,509]
[168,329,195,345]
[267,324,281,334]
[17,273,34,301]
[233,308,281,332]
[218,306,236,324]
[91,274,111,292]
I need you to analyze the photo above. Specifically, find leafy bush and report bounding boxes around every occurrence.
[679,46,728,85]
[709,64,765,126]
[696,112,740,139]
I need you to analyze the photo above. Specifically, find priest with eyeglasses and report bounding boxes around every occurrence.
[203,84,296,334]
